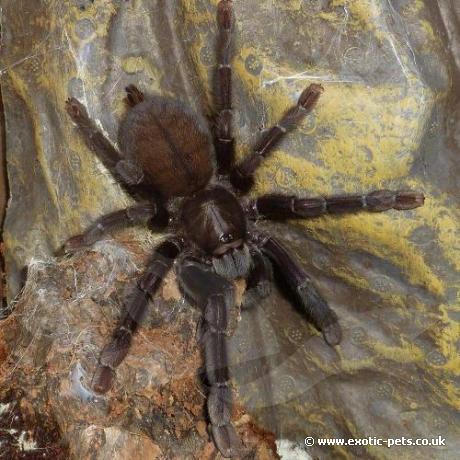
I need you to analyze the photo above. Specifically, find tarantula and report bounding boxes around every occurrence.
[61,1,424,457]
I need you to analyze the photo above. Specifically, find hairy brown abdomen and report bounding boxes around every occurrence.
[119,96,214,198]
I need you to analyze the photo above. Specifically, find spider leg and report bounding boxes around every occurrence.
[250,231,341,346]
[125,84,145,107]
[230,84,323,193]
[176,256,242,458]
[213,0,235,174]
[65,97,150,198]
[92,239,182,393]
[66,98,124,172]
[58,202,168,255]
[246,189,425,220]
[241,247,272,310]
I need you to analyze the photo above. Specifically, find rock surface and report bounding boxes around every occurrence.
[0,240,279,459]
[1,1,459,459]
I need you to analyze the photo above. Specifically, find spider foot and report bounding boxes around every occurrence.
[322,321,342,346]
[241,279,271,309]
[217,1,234,30]
[366,190,425,211]
[92,365,115,394]
[65,97,88,123]
[394,191,425,210]
[211,422,242,458]
[56,234,89,256]
[298,83,324,110]
[207,382,243,457]
[125,84,145,107]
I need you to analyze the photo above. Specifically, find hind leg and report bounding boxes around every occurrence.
[125,84,145,107]
[213,0,235,174]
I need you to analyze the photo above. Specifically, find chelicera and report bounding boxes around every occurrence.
[61,1,424,457]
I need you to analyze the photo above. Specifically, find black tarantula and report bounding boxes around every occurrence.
[62,1,424,457]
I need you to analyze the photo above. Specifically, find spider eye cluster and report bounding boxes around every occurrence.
[219,233,233,244]
[181,186,246,255]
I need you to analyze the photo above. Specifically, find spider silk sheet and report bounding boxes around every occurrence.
[0,1,459,459]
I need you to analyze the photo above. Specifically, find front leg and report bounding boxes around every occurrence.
[246,189,424,220]
[251,232,342,346]
[58,203,167,255]
[241,247,272,310]
[92,239,182,393]
[176,257,241,458]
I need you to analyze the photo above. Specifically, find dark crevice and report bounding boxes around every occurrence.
[0,83,10,318]
[0,6,8,316]
[0,66,10,319]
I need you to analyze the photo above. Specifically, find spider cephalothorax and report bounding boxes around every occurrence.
[61,1,424,457]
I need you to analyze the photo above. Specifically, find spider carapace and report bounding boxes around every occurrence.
[62,1,424,457]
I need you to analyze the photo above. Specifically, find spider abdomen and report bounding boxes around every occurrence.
[118,96,214,198]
